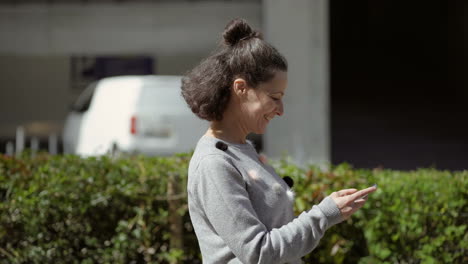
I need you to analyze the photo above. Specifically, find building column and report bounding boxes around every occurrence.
[262,0,330,166]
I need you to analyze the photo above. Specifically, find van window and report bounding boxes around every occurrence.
[140,85,187,112]
[72,82,97,113]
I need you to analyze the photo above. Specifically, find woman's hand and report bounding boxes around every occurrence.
[329,186,377,220]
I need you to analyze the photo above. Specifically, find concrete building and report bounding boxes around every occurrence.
[0,0,465,170]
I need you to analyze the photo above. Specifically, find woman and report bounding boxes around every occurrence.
[181,18,376,264]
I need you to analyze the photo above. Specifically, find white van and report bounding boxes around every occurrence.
[63,75,208,156]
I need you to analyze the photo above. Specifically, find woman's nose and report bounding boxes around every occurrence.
[276,101,284,116]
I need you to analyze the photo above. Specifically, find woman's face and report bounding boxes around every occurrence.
[239,71,287,134]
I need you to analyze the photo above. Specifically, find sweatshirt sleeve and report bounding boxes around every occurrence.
[191,155,343,264]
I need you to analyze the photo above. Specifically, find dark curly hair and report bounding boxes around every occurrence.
[181,18,288,121]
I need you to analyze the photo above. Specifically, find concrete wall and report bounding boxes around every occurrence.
[0,2,261,55]
[263,0,330,166]
[0,55,69,137]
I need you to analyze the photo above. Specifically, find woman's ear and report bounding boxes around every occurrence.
[232,78,248,97]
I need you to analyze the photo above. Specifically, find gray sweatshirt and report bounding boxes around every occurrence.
[187,135,343,264]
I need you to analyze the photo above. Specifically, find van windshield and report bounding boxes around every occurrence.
[139,85,188,113]
[72,82,97,113]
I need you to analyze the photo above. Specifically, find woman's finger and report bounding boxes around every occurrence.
[349,186,377,201]
[352,198,367,207]
[337,188,358,196]
[341,206,353,214]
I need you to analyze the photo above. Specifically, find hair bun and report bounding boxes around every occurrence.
[223,18,260,46]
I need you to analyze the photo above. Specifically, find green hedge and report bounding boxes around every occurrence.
[0,153,466,263]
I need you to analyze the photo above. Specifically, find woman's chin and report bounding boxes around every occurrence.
[250,122,268,135]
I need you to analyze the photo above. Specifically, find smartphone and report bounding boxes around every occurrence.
[361,183,377,199]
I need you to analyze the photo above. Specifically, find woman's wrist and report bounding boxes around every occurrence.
[317,196,344,228]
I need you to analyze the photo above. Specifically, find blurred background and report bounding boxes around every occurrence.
[0,0,466,170]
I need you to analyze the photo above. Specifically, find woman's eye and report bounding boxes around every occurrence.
[271,96,280,101]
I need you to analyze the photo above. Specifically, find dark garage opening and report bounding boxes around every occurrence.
[330,0,467,170]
